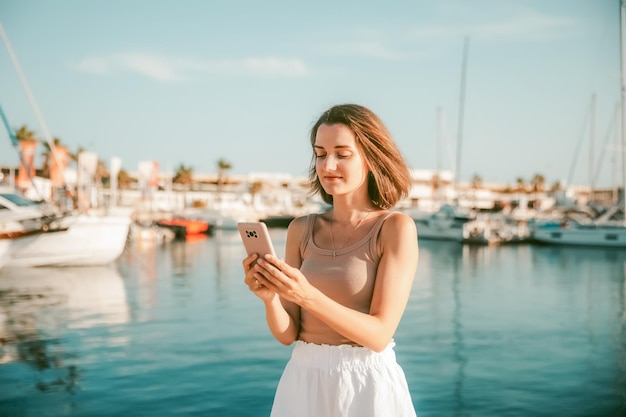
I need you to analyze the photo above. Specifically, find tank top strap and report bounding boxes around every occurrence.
[300,213,317,258]
[368,211,400,258]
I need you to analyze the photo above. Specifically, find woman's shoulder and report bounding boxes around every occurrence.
[373,211,417,257]
[380,210,414,225]
[286,213,317,238]
[379,211,416,236]
[289,213,315,228]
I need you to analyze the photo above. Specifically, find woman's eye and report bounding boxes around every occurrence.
[337,154,351,159]
[315,154,326,159]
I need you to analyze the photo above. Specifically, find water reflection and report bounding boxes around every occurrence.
[171,236,208,277]
[451,247,467,417]
[0,265,128,393]
[413,241,626,416]
[211,229,247,293]
[616,262,626,412]
[3,233,625,417]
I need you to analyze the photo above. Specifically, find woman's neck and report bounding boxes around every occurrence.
[331,200,377,224]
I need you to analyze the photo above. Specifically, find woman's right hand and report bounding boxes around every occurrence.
[243,253,277,302]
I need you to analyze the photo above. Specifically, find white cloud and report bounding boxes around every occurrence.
[240,57,309,77]
[408,13,578,42]
[116,53,183,82]
[320,11,576,61]
[75,56,111,75]
[73,53,310,81]
[474,14,577,40]
[192,57,309,77]
[336,41,406,60]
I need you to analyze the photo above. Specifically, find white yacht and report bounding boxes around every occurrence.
[0,191,131,267]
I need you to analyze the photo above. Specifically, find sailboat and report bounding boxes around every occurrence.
[531,1,626,248]
[0,188,131,267]
[412,37,476,242]
[0,23,132,266]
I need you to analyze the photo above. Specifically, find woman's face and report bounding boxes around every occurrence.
[314,123,369,198]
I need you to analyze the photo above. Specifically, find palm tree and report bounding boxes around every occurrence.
[470,173,483,207]
[216,158,232,204]
[173,163,194,186]
[172,163,193,209]
[248,180,264,207]
[470,173,483,190]
[530,173,546,193]
[549,180,562,193]
[95,159,109,185]
[430,172,443,208]
[68,146,85,164]
[15,124,37,143]
[217,158,232,186]
[117,169,134,189]
[14,125,38,187]
[40,136,63,178]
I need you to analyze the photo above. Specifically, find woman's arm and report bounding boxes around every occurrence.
[261,294,299,346]
[255,212,418,352]
[244,217,304,345]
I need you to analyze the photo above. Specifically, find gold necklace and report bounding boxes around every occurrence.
[330,211,372,259]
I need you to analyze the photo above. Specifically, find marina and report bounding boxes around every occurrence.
[0,2,625,415]
[0,230,624,416]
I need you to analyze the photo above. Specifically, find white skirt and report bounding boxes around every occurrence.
[270,340,417,417]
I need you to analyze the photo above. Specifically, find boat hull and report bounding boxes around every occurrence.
[7,214,131,267]
[0,233,41,270]
[532,224,626,248]
[414,219,465,241]
[411,204,474,242]
[156,218,211,239]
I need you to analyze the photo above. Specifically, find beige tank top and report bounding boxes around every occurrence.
[297,211,397,346]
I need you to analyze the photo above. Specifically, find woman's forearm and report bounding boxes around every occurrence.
[264,295,299,345]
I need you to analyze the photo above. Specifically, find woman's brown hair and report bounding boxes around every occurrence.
[308,104,412,209]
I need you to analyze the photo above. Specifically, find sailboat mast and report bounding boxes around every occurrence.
[0,22,70,193]
[437,106,443,208]
[454,36,470,203]
[590,93,596,201]
[621,0,626,216]
[615,103,621,205]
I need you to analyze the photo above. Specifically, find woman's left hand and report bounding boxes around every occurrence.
[254,255,315,306]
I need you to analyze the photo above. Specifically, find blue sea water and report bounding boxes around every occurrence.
[0,228,625,417]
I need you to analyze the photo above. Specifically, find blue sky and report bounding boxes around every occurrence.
[0,0,622,188]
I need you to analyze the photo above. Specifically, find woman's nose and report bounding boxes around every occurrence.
[323,155,337,170]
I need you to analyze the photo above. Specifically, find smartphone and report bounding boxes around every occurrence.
[237,222,277,258]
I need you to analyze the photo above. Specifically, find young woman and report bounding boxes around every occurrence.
[243,103,419,417]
